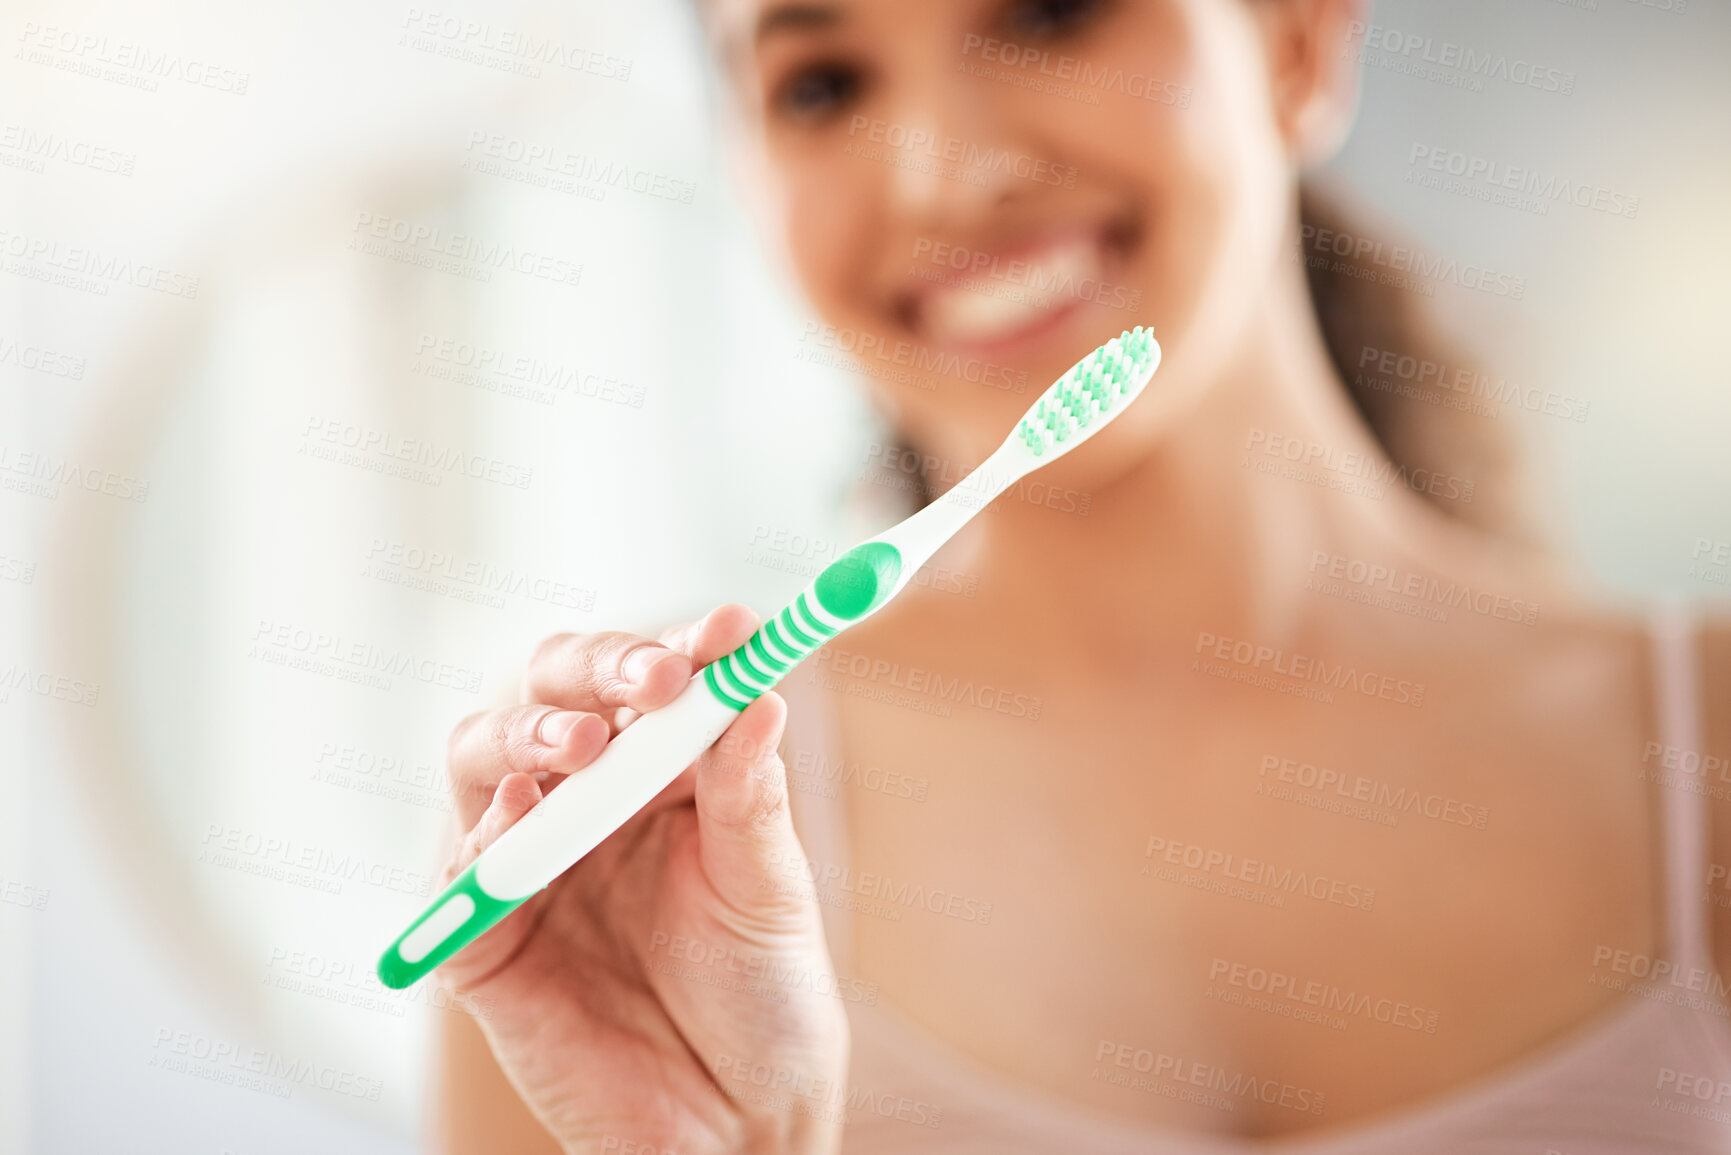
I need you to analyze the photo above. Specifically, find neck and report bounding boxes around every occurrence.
[937,262,1458,666]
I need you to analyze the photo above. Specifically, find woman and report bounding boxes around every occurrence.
[431,0,1731,1150]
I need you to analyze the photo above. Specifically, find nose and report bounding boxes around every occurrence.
[878,61,1037,226]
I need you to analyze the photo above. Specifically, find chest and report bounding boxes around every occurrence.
[813,664,1661,1135]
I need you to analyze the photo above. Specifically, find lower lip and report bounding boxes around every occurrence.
[932,293,1092,362]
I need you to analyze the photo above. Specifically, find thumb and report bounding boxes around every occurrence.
[691,692,810,923]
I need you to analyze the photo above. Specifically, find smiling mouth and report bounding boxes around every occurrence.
[900,220,1137,352]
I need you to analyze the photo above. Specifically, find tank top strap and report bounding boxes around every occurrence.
[1650,597,1711,971]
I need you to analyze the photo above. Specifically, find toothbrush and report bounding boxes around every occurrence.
[377,326,1161,989]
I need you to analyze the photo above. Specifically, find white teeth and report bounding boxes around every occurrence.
[919,235,1103,346]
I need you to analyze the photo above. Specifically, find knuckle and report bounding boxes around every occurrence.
[573,634,637,700]
[446,710,490,766]
[486,709,519,761]
[749,759,791,830]
[524,633,578,699]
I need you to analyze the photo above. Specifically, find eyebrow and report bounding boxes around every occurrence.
[755,2,843,45]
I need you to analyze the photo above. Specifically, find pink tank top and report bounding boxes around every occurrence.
[777,601,1731,1153]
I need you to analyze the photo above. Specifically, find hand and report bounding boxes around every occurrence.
[436,605,849,1155]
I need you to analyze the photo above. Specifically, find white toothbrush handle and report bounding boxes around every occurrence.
[377,674,739,988]
[480,676,739,897]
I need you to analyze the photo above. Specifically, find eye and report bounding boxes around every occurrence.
[773,61,864,123]
[1002,0,1108,40]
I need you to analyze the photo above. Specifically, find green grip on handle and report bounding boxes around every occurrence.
[703,542,902,710]
[377,861,530,989]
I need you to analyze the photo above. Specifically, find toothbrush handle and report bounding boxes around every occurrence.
[377,675,742,989]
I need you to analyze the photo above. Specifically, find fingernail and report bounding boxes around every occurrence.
[622,645,670,685]
[537,710,583,747]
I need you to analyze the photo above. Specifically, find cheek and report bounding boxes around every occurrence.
[776,150,879,321]
[1126,39,1280,362]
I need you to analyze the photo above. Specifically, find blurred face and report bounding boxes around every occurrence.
[714,0,1319,481]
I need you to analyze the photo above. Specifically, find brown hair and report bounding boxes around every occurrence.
[1300,183,1541,545]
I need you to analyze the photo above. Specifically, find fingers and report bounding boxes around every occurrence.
[521,605,763,718]
[446,705,610,828]
[455,773,545,872]
[658,603,762,667]
[690,692,810,922]
[437,772,544,986]
[523,631,695,716]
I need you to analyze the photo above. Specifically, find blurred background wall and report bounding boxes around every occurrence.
[1,0,1727,1152]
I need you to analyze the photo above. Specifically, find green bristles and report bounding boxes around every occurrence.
[1015,327,1156,456]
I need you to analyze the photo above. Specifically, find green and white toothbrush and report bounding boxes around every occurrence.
[377,325,1161,989]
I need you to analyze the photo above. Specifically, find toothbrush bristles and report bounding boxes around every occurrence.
[1016,326,1156,456]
